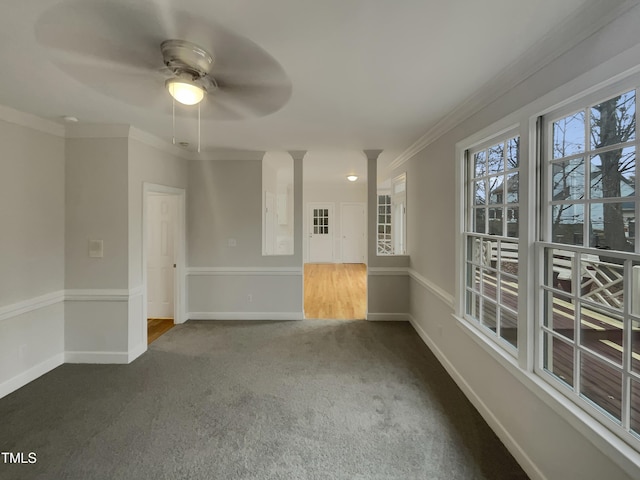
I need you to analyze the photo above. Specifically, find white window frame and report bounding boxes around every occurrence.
[376,192,393,255]
[461,128,522,357]
[455,63,640,468]
[536,79,640,446]
[391,173,407,255]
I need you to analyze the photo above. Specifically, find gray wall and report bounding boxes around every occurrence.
[187,159,303,317]
[0,119,65,390]
[402,5,640,480]
[65,137,129,289]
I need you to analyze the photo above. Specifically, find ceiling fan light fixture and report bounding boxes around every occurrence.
[347,175,358,182]
[166,78,205,105]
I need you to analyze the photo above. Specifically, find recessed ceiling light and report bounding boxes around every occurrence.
[347,175,358,182]
[61,115,78,123]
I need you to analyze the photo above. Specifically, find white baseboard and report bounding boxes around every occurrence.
[0,353,65,400]
[188,312,303,321]
[65,351,130,364]
[408,315,545,480]
[367,313,410,321]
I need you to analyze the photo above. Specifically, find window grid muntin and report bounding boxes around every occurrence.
[377,194,392,255]
[541,85,640,438]
[465,134,520,352]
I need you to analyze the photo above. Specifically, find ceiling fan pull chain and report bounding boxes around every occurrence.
[198,102,201,153]
[172,97,176,145]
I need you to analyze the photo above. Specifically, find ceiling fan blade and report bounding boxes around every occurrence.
[54,60,167,109]
[35,0,169,72]
[212,83,292,119]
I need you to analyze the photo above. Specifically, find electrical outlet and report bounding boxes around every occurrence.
[247,294,253,302]
[228,238,237,247]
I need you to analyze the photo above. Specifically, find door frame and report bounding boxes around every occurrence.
[142,183,186,345]
[340,202,367,264]
[307,202,335,263]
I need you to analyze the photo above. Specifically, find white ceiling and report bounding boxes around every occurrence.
[0,0,620,155]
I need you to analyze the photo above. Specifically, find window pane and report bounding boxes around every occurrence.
[474,208,486,234]
[499,274,518,312]
[488,143,504,173]
[488,175,504,205]
[474,150,486,177]
[590,202,635,251]
[553,111,585,159]
[506,207,519,238]
[631,379,640,437]
[500,307,518,348]
[552,204,585,245]
[507,137,519,170]
[506,173,519,203]
[590,147,635,199]
[482,269,497,302]
[474,180,486,205]
[488,207,503,236]
[546,249,576,293]
[580,353,622,422]
[499,241,518,274]
[543,332,574,388]
[580,305,623,365]
[552,158,585,200]
[590,90,636,150]
[544,289,575,340]
[467,263,481,292]
[482,299,497,332]
[580,255,624,311]
[467,290,480,319]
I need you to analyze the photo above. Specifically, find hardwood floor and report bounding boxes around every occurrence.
[304,263,367,320]
[147,318,174,345]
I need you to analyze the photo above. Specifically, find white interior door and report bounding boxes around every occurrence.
[147,194,176,318]
[308,204,334,262]
[341,203,365,263]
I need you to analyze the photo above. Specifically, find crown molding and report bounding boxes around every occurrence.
[65,123,131,139]
[198,149,266,161]
[0,104,65,137]
[388,0,638,173]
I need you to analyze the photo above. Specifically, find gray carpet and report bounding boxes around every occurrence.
[1,320,528,479]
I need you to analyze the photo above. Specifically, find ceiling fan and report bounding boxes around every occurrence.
[161,39,217,106]
[35,0,292,122]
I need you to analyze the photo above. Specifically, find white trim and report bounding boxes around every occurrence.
[128,342,147,363]
[143,183,187,329]
[187,267,303,276]
[368,266,409,276]
[188,312,303,321]
[408,268,455,308]
[408,315,546,480]
[64,289,131,302]
[0,353,65,400]
[387,0,637,173]
[0,291,65,322]
[366,313,410,322]
[64,351,130,364]
[65,123,131,139]
[0,104,65,137]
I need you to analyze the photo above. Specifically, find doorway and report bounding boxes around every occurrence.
[143,184,185,345]
[302,151,368,320]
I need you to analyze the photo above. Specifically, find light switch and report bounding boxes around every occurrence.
[89,239,103,258]
[228,238,237,247]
